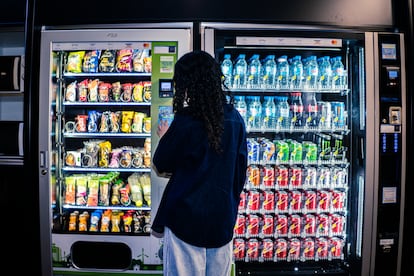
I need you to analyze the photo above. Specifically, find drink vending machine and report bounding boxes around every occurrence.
[201,22,406,276]
[37,23,192,276]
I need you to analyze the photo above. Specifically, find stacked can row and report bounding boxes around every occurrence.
[246,164,348,190]
[239,188,347,215]
[234,212,346,239]
[233,236,345,262]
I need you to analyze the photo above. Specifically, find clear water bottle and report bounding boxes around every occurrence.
[247,54,262,88]
[233,54,248,89]
[304,55,319,89]
[262,96,276,129]
[220,54,233,88]
[277,55,290,88]
[289,92,304,127]
[319,56,332,88]
[261,55,277,88]
[332,56,345,88]
[304,92,319,127]
[290,55,304,89]
[275,95,290,129]
[234,95,247,125]
[247,95,262,130]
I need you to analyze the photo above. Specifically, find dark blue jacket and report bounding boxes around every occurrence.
[151,103,247,248]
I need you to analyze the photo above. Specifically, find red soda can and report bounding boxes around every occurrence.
[276,214,288,236]
[304,190,317,212]
[275,238,288,260]
[331,189,346,211]
[234,214,246,236]
[289,214,302,237]
[262,165,275,188]
[261,214,274,236]
[303,166,317,187]
[276,190,289,212]
[316,237,329,259]
[261,238,274,259]
[289,166,302,187]
[304,214,317,236]
[247,214,260,236]
[247,238,260,260]
[288,238,301,261]
[329,237,344,258]
[317,214,329,236]
[330,213,345,235]
[289,190,303,212]
[275,165,289,188]
[262,190,275,211]
[302,237,315,259]
[247,165,260,188]
[233,238,246,259]
[247,190,261,212]
[317,190,331,211]
[238,190,247,211]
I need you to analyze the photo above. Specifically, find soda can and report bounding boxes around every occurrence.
[302,237,315,260]
[261,238,274,259]
[247,214,260,236]
[233,238,246,260]
[304,190,317,212]
[317,190,331,212]
[317,167,331,188]
[303,141,318,163]
[303,166,317,187]
[331,189,346,211]
[304,213,317,236]
[276,191,289,212]
[247,238,260,260]
[316,237,329,260]
[248,139,261,163]
[329,237,344,258]
[288,140,303,163]
[289,190,303,212]
[288,238,301,261]
[289,214,302,237]
[317,101,332,129]
[247,190,261,212]
[331,167,348,187]
[234,214,246,236]
[238,190,247,212]
[276,214,288,236]
[262,190,275,212]
[247,165,261,188]
[289,166,302,188]
[275,165,289,188]
[261,214,274,236]
[275,140,290,162]
[331,101,345,128]
[275,238,288,260]
[261,139,276,163]
[262,165,275,188]
[330,213,345,235]
[317,213,329,236]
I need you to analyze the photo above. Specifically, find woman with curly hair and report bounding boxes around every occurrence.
[151,50,247,276]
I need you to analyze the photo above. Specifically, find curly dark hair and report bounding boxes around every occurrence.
[172,50,232,154]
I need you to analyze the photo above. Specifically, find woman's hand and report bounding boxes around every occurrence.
[157,120,170,138]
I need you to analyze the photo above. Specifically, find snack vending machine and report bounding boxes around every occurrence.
[37,23,192,275]
[201,23,406,276]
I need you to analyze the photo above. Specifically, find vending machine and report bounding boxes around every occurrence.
[201,22,406,276]
[37,23,192,276]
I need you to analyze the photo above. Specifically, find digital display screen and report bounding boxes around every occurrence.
[160,81,172,91]
[159,79,174,98]
[382,43,397,60]
[388,70,398,79]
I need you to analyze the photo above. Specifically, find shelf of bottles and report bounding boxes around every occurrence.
[52,48,153,235]
[223,53,349,263]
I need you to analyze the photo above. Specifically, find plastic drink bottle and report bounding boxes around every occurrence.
[290,92,304,127]
[233,54,248,89]
[234,95,247,125]
[247,54,262,88]
[221,54,233,88]
[319,56,332,88]
[277,55,289,88]
[304,92,319,127]
[332,56,345,88]
[262,55,277,88]
[275,96,290,129]
[304,55,319,89]
[247,95,262,129]
[290,55,303,89]
[262,96,276,129]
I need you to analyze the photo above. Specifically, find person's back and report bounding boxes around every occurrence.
[151,50,247,276]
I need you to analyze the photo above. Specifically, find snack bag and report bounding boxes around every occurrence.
[82,50,101,73]
[116,49,133,72]
[66,51,85,73]
[99,50,116,72]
